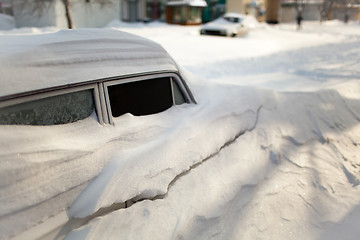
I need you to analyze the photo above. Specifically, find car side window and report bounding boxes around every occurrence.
[0,90,94,125]
[107,76,187,118]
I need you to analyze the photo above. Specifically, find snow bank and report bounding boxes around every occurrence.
[68,82,272,218]
[65,21,360,240]
[243,15,260,29]
[66,81,360,240]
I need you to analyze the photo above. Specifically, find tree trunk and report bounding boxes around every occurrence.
[63,0,74,29]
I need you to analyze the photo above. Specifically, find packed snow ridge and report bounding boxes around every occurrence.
[62,105,264,233]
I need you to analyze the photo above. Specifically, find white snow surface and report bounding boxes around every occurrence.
[1,21,360,240]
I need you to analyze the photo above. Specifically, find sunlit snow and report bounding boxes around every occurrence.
[0,20,359,240]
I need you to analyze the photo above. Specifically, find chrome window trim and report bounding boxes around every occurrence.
[98,83,110,125]
[170,77,176,105]
[102,83,114,125]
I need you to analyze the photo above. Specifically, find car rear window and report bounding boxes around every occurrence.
[0,90,94,125]
[108,77,186,117]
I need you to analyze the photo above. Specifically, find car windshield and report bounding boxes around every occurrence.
[223,17,242,23]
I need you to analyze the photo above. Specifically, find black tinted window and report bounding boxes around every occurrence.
[109,77,173,117]
[0,90,94,125]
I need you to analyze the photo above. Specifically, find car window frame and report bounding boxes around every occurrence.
[0,72,195,126]
[0,84,104,125]
[102,72,193,125]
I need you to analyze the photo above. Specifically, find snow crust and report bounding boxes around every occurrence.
[1,20,360,240]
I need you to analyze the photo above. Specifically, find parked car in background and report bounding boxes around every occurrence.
[0,29,196,239]
[200,13,250,37]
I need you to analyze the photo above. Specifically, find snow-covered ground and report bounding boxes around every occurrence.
[1,20,360,240]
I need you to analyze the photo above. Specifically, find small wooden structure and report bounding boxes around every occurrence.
[166,0,207,25]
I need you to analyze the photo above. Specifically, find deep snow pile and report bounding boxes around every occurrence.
[0,21,359,240]
[67,21,360,239]
[67,83,360,240]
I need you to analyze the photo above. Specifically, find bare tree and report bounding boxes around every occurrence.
[13,0,72,28]
[14,0,113,29]
[62,0,73,28]
[320,0,335,21]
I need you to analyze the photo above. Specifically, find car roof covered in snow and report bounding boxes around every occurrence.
[0,28,179,100]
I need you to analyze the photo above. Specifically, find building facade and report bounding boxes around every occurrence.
[122,0,146,22]
[279,0,360,23]
[280,1,322,22]
[225,0,266,21]
[202,0,226,23]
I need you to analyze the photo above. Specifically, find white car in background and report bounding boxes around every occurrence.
[200,13,250,37]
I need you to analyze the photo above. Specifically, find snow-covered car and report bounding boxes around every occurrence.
[0,29,196,239]
[0,29,196,126]
[200,13,250,37]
